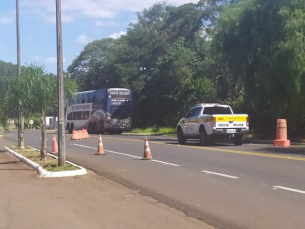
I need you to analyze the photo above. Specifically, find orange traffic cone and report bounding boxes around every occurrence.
[273,119,290,147]
[52,135,58,154]
[78,130,83,139]
[96,134,106,155]
[142,137,152,160]
[82,129,87,139]
[71,129,78,140]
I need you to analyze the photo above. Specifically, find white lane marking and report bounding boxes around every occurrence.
[273,186,305,194]
[105,149,142,159]
[73,144,180,167]
[73,144,95,150]
[151,159,180,167]
[202,170,239,179]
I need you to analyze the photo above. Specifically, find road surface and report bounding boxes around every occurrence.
[5,130,305,229]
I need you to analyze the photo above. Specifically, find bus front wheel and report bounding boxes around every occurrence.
[88,123,96,134]
[68,123,74,134]
[88,123,93,134]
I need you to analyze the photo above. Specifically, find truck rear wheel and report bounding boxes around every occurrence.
[177,128,186,145]
[200,128,210,146]
[233,134,243,145]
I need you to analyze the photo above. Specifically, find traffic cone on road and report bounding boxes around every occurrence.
[52,135,58,154]
[71,129,78,140]
[142,137,152,160]
[84,129,90,139]
[82,129,88,139]
[78,130,84,139]
[273,119,290,147]
[96,134,106,155]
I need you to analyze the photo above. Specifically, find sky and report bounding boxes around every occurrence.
[0,0,198,74]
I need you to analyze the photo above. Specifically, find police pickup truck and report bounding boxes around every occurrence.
[176,103,249,146]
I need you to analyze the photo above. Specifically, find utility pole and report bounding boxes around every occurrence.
[16,0,24,149]
[56,0,66,166]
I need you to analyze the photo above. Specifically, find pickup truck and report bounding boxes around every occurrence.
[176,103,249,146]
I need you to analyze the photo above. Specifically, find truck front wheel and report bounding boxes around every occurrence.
[177,128,186,145]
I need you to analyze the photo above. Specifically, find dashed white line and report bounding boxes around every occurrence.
[72,144,180,167]
[273,186,305,194]
[151,159,180,167]
[202,170,239,179]
[106,149,142,159]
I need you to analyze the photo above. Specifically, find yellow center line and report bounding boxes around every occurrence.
[102,136,305,162]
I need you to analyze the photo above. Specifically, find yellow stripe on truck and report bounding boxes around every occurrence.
[215,116,247,122]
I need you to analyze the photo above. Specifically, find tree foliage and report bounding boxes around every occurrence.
[216,0,305,138]
[0,64,77,159]
[67,0,305,139]
[0,60,17,78]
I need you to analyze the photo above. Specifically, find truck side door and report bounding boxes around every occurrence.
[183,108,196,135]
[188,107,202,135]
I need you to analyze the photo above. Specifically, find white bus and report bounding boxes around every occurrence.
[65,88,132,134]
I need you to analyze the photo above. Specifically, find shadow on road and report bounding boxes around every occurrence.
[150,138,305,157]
[251,146,305,157]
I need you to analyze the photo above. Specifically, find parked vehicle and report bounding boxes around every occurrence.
[65,88,132,134]
[176,103,249,146]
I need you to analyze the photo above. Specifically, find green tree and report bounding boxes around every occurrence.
[67,38,118,90]
[20,65,77,159]
[0,64,77,160]
[215,0,305,138]
[0,60,17,78]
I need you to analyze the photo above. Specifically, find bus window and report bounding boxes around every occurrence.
[81,93,86,103]
[85,111,90,119]
[75,94,81,104]
[87,92,92,103]
[67,113,72,120]
[69,98,73,105]
[95,89,106,110]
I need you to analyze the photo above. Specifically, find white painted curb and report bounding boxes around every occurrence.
[4,146,87,178]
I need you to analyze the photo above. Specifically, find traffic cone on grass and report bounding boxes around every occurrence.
[96,134,106,155]
[142,137,152,160]
[52,135,58,154]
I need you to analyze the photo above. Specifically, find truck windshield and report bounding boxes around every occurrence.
[203,107,232,115]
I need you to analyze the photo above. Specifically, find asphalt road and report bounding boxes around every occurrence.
[5,130,305,229]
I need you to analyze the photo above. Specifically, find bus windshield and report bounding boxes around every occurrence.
[110,101,132,119]
[109,90,132,119]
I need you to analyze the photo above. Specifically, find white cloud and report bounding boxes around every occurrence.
[109,31,126,39]
[76,34,92,45]
[95,20,119,27]
[22,0,198,23]
[33,56,43,61]
[0,17,14,25]
[45,13,74,24]
[44,56,66,64]
[46,57,57,64]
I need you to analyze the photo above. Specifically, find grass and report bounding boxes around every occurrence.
[10,146,78,172]
[128,126,176,135]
